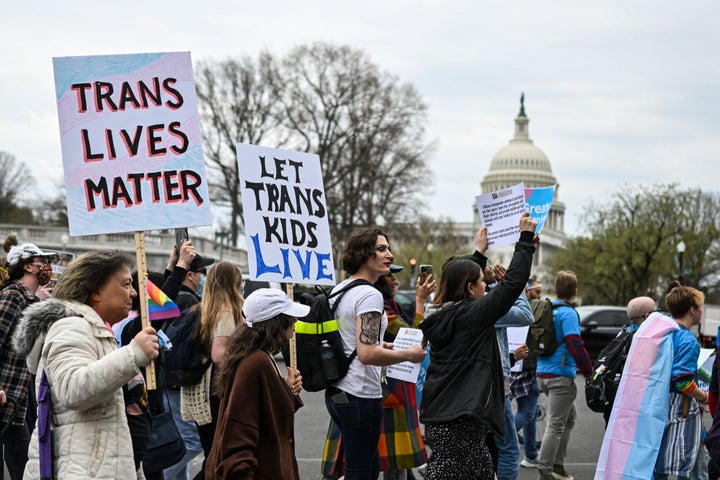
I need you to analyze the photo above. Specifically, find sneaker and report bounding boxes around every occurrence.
[552,464,574,480]
[538,473,554,480]
[521,456,539,468]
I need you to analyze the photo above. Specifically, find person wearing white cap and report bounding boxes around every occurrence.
[0,243,55,479]
[204,288,309,479]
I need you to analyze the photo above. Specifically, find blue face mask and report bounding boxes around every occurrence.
[196,274,206,297]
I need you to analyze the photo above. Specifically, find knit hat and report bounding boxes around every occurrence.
[242,288,310,328]
[7,244,54,266]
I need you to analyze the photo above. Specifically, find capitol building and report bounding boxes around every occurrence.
[463,94,567,276]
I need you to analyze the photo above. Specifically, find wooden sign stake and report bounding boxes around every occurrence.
[134,231,157,390]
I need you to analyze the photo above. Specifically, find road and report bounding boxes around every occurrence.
[7,372,710,479]
[291,372,608,480]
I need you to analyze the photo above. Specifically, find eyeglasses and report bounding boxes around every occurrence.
[32,258,50,265]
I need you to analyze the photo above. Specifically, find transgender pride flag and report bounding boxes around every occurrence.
[594,313,679,479]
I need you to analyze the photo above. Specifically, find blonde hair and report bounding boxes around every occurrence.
[197,261,244,354]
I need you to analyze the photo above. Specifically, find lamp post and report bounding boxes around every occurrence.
[677,240,686,283]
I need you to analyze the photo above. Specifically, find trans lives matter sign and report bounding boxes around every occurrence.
[237,144,335,286]
[53,52,212,236]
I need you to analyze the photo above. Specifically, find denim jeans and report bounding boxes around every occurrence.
[514,379,540,459]
[163,388,203,480]
[537,376,576,475]
[325,387,383,480]
[0,422,29,480]
[493,396,520,480]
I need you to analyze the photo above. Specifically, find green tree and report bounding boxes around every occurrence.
[551,184,720,305]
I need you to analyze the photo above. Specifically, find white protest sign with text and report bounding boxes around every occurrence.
[386,328,424,383]
[53,52,212,236]
[237,144,335,286]
[475,183,526,250]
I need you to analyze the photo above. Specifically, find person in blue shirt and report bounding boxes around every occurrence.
[535,271,592,480]
[655,286,708,480]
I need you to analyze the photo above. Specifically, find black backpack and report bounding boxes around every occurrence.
[585,324,636,413]
[161,308,212,388]
[526,299,569,356]
[296,279,372,392]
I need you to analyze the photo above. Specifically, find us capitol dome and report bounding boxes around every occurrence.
[472,94,567,270]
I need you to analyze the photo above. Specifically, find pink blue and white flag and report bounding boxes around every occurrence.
[594,312,679,480]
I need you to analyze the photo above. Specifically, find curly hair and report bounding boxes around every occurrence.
[432,259,481,305]
[53,250,134,305]
[341,227,388,275]
[214,313,294,396]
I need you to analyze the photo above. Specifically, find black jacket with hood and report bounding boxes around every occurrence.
[419,231,535,437]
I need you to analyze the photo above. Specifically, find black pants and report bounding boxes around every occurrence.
[0,423,29,480]
[193,395,220,480]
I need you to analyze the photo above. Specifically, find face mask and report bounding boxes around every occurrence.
[196,274,206,297]
[36,263,53,286]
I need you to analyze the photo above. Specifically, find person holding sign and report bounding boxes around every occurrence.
[204,288,308,479]
[376,265,434,479]
[419,213,537,480]
[11,250,160,479]
[326,228,427,480]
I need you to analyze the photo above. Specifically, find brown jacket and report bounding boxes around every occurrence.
[205,350,302,479]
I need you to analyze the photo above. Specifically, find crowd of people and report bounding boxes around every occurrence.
[0,212,718,480]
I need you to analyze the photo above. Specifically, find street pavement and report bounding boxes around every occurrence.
[9,370,710,479]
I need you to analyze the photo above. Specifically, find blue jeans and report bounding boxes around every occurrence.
[514,379,540,459]
[325,387,383,480]
[493,396,520,480]
[163,389,203,480]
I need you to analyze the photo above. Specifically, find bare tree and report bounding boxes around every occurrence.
[0,151,36,223]
[273,43,433,244]
[195,53,284,245]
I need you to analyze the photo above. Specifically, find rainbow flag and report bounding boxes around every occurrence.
[145,278,180,321]
[594,313,679,480]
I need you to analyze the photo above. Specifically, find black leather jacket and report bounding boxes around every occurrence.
[419,231,535,437]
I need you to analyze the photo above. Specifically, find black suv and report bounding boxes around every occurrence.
[577,306,629,362]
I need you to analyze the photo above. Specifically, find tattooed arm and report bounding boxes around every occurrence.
[355,311,426,366]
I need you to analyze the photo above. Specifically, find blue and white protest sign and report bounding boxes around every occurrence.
[237,144,335,286]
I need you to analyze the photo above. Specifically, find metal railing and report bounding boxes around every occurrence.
[0,224,248,273]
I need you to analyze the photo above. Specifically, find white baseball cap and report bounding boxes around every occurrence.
[7,243,54,266]
[242,288,310,328]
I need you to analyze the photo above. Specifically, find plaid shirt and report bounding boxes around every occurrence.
[0,280,37,425]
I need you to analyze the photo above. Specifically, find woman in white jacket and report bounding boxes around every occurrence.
[12,250,159,479]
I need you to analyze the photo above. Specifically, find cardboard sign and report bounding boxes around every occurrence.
[237,144,335,286]
[53,52,212,236]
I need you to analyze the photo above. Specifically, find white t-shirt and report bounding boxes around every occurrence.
[329,278,387,398]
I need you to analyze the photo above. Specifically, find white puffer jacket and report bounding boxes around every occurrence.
[12,299,150,479]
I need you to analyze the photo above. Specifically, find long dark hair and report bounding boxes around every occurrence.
[214,313,294,396]
[432,259,481,305]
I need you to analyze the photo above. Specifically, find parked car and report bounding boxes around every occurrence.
[577,305,629,362]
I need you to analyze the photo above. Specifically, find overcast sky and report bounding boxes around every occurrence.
[2,1,718,237]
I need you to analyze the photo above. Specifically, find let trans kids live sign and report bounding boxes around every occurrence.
[237,144,335,286]
[53,52,212,236]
